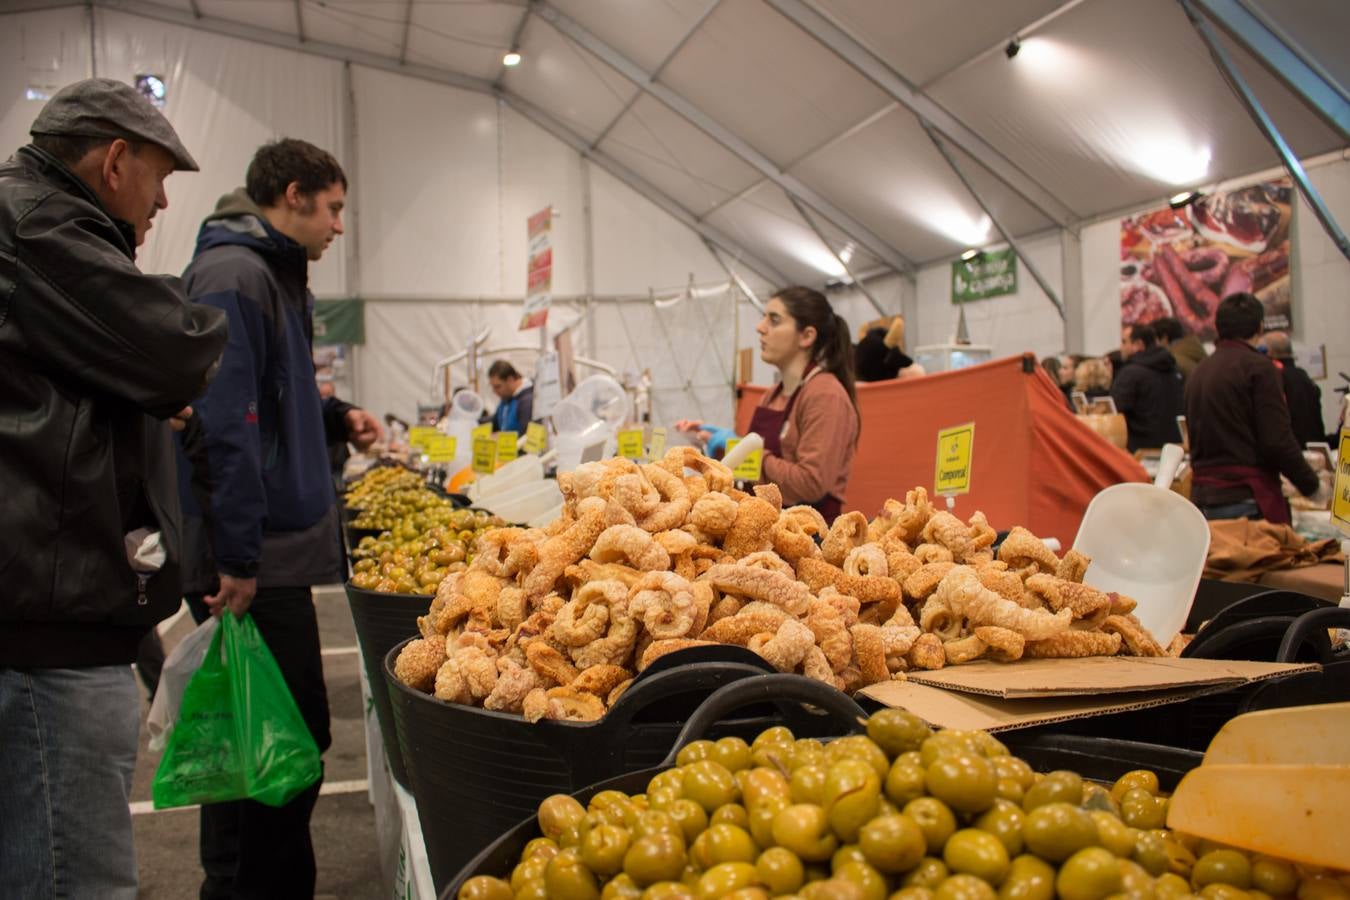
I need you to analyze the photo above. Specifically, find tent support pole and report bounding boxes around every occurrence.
[704,238,765,313]
[786,193,888,319]
[923,121,1066,322]
[1181,0,1350,263]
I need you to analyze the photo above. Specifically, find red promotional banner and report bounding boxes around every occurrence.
[1120,177,1292,339]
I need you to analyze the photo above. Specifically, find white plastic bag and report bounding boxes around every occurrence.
[146,616,219,751]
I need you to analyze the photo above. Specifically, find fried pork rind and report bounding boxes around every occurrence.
[1024,630,1122,659]
[394,635,447,692]
[749,619,815,673]
[698,601,791,645]
[522,688,549,723]
[589,524,671,571]
[881,536,922,583]
[1107,592,1138,616]
[867,498,907,543]
[483,658,540,713]
[974,563,1029,608]
[935,566,1073,641]
[1055,549,1092,584]
[850,623,892,685]
[525,640,580,687]
[637,464,692,533]
[890,487,936,544]
[704,563,812,616]
[1024,574,1111,626]
[906,632,946,670]
[802,645,846,689]
[821,511,869,567]
[563,560,644,591]
[571,664,632,697]
[771,505,827,562]
[913,544,955,565]
[548,580,621,648]
[943,634,988,665]
[973,625,1025,662]
[805,594,854,672]
[738,550,797,579]
[607,678,633,706]
[689,491,738,537]
[638,638,717,671]
[573,596,639,670]
[722,496,779,558]
[843,544,888,578]
[540,686,606,722]
[522,498,607,599]
[752,483,783,512]
[921,512,984,562]
[629,571,707,639]
[658,446,734,493]
[903,562,956,602]
[1102,614,1165,657]
[997,526,1060,577]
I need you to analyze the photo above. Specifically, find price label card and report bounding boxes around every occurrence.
[497,431,519,465]
[648,427,667,461]
[524,422,548,456]
[408,426,439,449]
[423,435,457,464]
[934,423,975,496]
[725,438,763,482]
[472,436,498,474]
[472,423,492,441]
[617,429,646,460]
[1333,428,1350,536]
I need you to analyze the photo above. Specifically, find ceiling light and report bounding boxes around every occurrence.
[1005,39,1021,59]
[1169,190,1202,210]
[960,248,981,262]
[502,50,521,67]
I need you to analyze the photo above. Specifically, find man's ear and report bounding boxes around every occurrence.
[101,138,133,192]
[285,181,304,209]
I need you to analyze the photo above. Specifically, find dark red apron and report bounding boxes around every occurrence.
[748,365,844,523]
[1192,465,1290,524]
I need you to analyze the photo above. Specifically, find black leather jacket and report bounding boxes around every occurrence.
[0,145,228,667]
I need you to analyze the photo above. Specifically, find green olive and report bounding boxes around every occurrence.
[580,822,631,877]
[771,804,839,862]
[834,859,890,900]
[901,857,950,889]
[920,732,980,768]
[933,874,998,900]
[1109,770,1161,804]
[601,873,644,899]
[1055,847,1122,900]
[885,760,929,807]
[1119,789,1167,831]
[544,848,600,900]
[1192,850,1253,891]
[1133,830,1170,877]
[1120,858,1155,895]
[514,877,549,900]
[995,779,1026,806]
[867,709,934,757]
[997,854,1056,900]
[512,854,550,893]
[833,844,870,870]
[801,879,868,900]
[1250,856,1297,896]
[1199,885,1252,900]
[827,735,892,781]
[634,810,684,842]
[676,740,715,767]
[740,768,791,811]
[693,862,757,899]
[1295,875,1350,900]
[698,823,758,867]
[926,754,997,815]
[681,760,739,813]
[713,737,754,773]
[791,739,828,771]
[994,757,1036,791]
[943,828,1011,885]
[1155,872,1193,900]
[859,813,927,874]
[1087,811,1137,858]
[755,846,805,895]
[1021,771,1084,811]
[891,889,937,900]
[1021,802,1098,863]
[824,758,883,842]
[623,831,688,887]
[522,837,560,861]
[792,764,830,806]
[539,795,587,841]
[710,803,750,831]
[748,796,787,848]
[665,799,708,845]
[903,796,958,855]
[974,799,1025,857]
[457,874,513,900]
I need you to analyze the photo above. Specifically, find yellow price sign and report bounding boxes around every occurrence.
[649,427,667,461]
[472,423,492,441]
[472,436,498,474]
[524,422,548,455]
[423,435,457,464]
[725,438,763,482]
[408,426,439,449]
[934,423,975,496]
[1333,428,1350,536]
[617,429,646,460]
[497,431,519,465]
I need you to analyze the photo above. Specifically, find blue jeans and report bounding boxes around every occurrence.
[0,665,141,899]
[1199,499,1262,521]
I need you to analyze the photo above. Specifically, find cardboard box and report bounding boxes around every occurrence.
[859,657,1318,732]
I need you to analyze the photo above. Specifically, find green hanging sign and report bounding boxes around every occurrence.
[313,299,365,345]
[951,249,1018,304]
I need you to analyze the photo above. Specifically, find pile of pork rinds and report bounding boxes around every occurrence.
[392,447,1168,723]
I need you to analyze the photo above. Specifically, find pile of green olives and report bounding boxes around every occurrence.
[456,710,1350,900]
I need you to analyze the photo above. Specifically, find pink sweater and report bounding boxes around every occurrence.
[759,370,859,506]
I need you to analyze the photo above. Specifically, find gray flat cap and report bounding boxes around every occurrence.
[30,77,198,172]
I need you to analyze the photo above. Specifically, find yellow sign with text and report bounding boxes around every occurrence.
[935,423,974,496]
[472,423,492,441]
[408,426,439,450]
[617,429,646,460]
[497,431,519,464]
[472,436,498,474]
[1333,428,1350,536]
[423,435,457,464]
[524,422,548,456]
[649,427,667,461]
[725,438,763,482]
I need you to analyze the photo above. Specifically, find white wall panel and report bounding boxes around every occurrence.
[1,9,91,162]
[94,9,345,291]
[353,66,500,297]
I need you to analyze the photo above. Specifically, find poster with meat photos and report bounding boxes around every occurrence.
[1120,177,1292,341]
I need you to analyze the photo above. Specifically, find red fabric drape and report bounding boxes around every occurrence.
[735,354,1147,543]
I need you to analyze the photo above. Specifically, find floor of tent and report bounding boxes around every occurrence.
[131,585,384,900]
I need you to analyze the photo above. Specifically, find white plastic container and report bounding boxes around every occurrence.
[479,480,563,525]
[469,453,545,504]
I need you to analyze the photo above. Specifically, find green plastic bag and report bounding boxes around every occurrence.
[152,612,321,809]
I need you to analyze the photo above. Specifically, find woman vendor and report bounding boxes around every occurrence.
[676,286,860,523]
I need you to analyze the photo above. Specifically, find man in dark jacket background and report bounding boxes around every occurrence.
[1151,316,1208,380]
[1112,323,1184,452]
[487,358,536,433]
[175,138,380,899]
[1262,331,1324,446]
[1186,293,1318,522]
[0,78,227,898]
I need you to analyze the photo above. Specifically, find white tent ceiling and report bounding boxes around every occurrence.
[10,0,1349,287]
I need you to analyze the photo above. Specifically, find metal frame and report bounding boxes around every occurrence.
[532,0,917,276]
[292,0,304,43]
[1181,0,1350,262]
[786,193,887,318]
[396,0,413,65]
[763,0,1078,231]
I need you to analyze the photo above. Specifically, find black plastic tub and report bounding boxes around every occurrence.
[440,674,1204,899]
[345,583,428,787]
[384,643,845,892]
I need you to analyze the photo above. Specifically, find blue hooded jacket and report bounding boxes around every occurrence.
[174,189,347,591]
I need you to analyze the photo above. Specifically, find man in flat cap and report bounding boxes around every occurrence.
[0,78,227,898]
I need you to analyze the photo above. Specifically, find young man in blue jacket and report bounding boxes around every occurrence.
[175,138,380,899]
